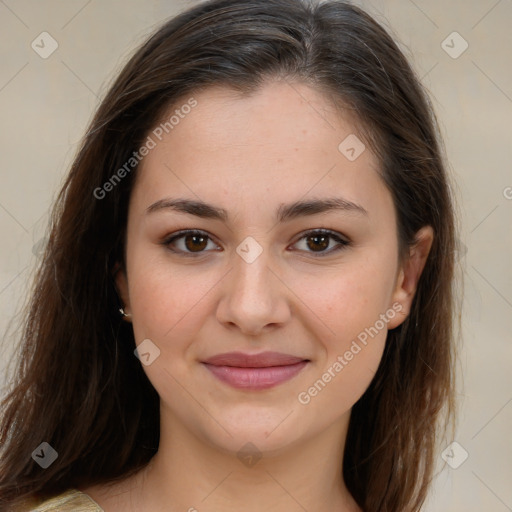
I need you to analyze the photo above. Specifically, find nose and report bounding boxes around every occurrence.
[215,243,291,336]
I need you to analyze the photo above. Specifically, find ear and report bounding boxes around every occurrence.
[387,225,434,329]
[113,261,131,319]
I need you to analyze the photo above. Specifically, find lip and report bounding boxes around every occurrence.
[202,351,309,390]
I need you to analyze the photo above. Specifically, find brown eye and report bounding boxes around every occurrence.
[292,229,349,256]
[305,233,330,252]
[184,233,208,252]
[164,230,219,255]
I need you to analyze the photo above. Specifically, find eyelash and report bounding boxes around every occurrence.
[161,228,350,258]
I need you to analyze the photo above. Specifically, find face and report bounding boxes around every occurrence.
[117,80,432,456]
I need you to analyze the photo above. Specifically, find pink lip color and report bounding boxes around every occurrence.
[202,351,309,390]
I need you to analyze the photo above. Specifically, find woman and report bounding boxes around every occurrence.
[0,0,459,510]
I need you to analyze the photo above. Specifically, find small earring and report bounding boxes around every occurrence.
[119,307,132,319]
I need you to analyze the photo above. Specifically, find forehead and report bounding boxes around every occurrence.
[132,80,393,224]
[154,81,367,158]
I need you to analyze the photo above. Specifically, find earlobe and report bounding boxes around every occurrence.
[387,225,434,329]
[113,262,131,320]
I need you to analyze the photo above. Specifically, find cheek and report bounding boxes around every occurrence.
[293,256,394,406]
[294,268,391,416]
[293,254,396,341]
[127,253,218,349]
[297,334,386,427]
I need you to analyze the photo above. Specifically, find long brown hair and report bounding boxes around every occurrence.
[0,1,460,510]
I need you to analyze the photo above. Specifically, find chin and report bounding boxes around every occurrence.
[200,405,307,454]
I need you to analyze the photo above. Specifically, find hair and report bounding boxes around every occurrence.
[0,0,460,510]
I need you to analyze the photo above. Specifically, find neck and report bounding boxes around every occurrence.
[132,407,361,512]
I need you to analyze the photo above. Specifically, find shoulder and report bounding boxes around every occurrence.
[15,488,104,512]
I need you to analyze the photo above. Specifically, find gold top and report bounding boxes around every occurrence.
[18,488,104,511]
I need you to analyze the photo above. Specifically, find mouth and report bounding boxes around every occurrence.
[201,351,310,390]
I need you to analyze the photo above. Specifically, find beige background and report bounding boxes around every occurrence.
[0,1,511,510]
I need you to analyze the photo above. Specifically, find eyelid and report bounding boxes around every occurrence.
[291,228,349,245]
[161,228,350,257]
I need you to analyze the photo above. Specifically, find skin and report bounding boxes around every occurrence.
[83,79,433,511]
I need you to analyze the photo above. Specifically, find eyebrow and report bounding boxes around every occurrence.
[146,196,368,222]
